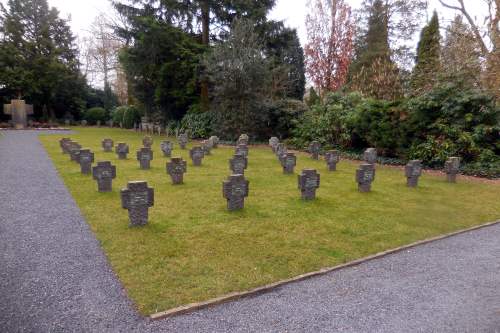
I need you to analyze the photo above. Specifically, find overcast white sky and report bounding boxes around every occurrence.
[2,0,487,46]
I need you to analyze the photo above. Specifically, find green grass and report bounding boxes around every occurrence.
[40,127,500,315]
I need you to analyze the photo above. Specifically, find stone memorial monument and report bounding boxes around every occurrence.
[92,161,116,192]
[78,149,95,174]
[160,141,173,157]
[59,138,72,154]
[363,148,377,165]
[280,152,296,174]
[237,134,249,145]
[444,157,460,183]
[102,138,114,152]
[298,169,320,200]
[143,136,153,148]
[325,150,340,171]
[309,141,321,160]
[356,164,375,192]
[235,144,249,158]
[178,133,188,149]
[120,181,154,227]
[229,153,248,175]
[166,157,187,184]
[276,143,287,159]
[209,136,219,148]
[116,143,129,159]
[269,137,279,153]
[3,99,33,129]
[190,146,205,166]
[405,160,423,187]
[222,174,249,211]
[136,148,153,170]
[202,140,212,155]
[68,142,82,162]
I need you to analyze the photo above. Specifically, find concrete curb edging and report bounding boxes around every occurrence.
[150,219,500,320]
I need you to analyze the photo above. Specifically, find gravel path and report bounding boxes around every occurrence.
[1,131,499,333]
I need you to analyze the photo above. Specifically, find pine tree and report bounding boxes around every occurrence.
[411,11,441,94]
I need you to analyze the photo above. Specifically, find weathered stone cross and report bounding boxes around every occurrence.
[3,99,33,129]
[92,161,116,192]
[120,181,154,227]
[222,174,249,211]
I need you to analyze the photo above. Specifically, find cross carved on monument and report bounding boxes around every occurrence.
[3,99,33,129]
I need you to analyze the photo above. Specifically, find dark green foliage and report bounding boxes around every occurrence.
[411,12,441,94]
[268,99,308,139]
[180,108,215,138]
[306,87,320,107]
[103,83,119,113]
[84,107,108,125]
[119,18,204,121]
[0,0,87,120]
[112,105,141,129]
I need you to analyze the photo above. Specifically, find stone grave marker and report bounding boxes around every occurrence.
[405,160,423,187]
[81,120,87,126]
[166,157,187,184]
[202,140,212,155]
[3,99,33,129]
[276,143,287,159]
[280,152,296,174]
[190,146,205,166]
[209,136,219,148]
[64,119,70,127]
[92,161,116,192]
[235,144,249,158]
[298,169,320,200]
[178,133,188,149]
[68,142,82,162]
[356,164,375,192]
[78,149,95,174]
[97,120,101,127]
[269,137,279,153]
[143,136,153,148]
[137,147,153,169]
[59,138,72,154]
[444,157,460,183]
[325,150,340,171]
[309,141,321,160]
[102,138,114,152]
[116,143,129,159]
[222,174,249,211]
[363,148,377,165]
[229,153,248,175]
[237,134,249,145]
[120,181,154,227]
[160,141,173,157]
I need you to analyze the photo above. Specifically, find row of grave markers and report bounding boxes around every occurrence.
[59,134,461,227]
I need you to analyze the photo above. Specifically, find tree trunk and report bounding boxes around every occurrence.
[200,0,210,112]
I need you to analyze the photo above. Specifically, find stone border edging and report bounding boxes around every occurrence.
[150,219,500,320]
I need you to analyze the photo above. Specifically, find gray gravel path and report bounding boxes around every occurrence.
[1,131,499,333]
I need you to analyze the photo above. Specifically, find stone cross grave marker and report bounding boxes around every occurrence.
[235,144,249,158]
[178,133,188,149]
[269,137,279,153]
[209,136,219,148]
[276,143,287,159]
[68,142,82,162]
[363,148,377,165]
[190,146,205,166]
[202,140,212,155]
[102,139,114,152]
[92,161,116,192]
[59,138,72,154]
[160,141,173,157]
[298,169,320,200]
[444,157,460,183]
[79,149,95,174]
[120,181,154,227]
[237,134,249,145]
[3,99,33,129]
[166,157,187,184]
[223,174,249,211]
[309,141,321,160]
[325,150,340,171]
[143,136,153,148]
[280,152,296,174]
[405,160,422,187]
[137,147,153,169]
[229,153,248,175]
[116,143,129,159]
[356,164,375,192]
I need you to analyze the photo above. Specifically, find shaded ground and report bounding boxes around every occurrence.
[1,131,499,332]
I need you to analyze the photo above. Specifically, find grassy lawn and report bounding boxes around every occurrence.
[40,127,500,315]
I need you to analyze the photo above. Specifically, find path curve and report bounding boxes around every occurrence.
[1,131,499,332]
